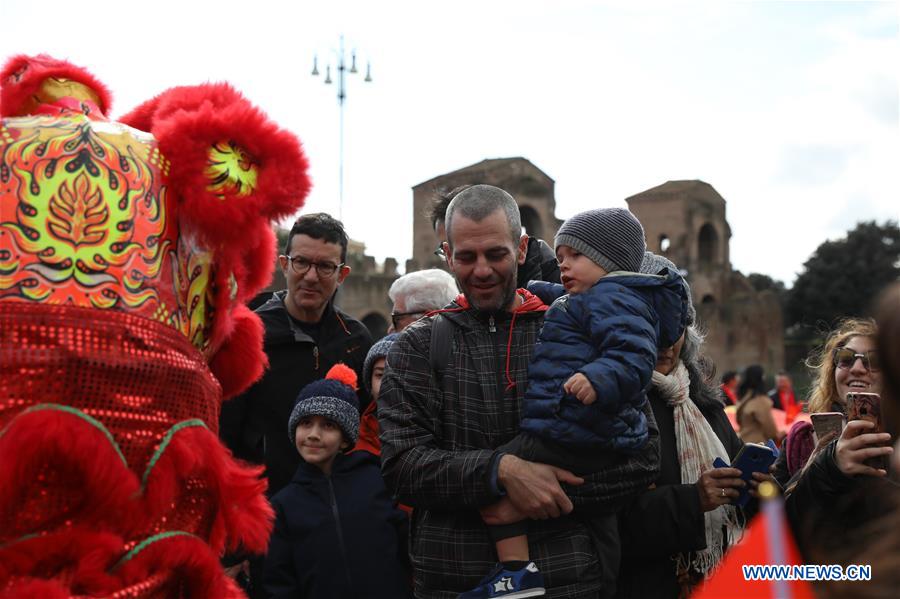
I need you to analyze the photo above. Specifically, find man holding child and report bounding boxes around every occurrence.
[378,185,687,598]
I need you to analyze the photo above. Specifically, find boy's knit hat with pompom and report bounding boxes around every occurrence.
[288,364,360,445]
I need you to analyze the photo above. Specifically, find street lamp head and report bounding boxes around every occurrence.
[350,51,358,74]
[364,62,372,83]
[324,65,332,84]
[311,55,319,76]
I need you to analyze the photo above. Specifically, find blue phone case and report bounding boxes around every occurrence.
[712,444,776,507]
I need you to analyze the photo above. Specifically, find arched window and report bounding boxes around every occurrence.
[698,224,719,268]
[659,234,671,254]
[519,205,543,240]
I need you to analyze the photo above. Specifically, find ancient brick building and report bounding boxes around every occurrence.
[626,180,784,375]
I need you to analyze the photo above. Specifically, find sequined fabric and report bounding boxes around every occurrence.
[0,303,235,597]
[0,302,220,468]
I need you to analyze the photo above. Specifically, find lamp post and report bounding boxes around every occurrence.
[311,35,372,222]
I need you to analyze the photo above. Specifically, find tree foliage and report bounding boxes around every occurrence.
[786,220,900,327]
[275,227,290,255]
[747,272,787,309]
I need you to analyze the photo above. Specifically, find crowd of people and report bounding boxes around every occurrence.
[219,184,899,599]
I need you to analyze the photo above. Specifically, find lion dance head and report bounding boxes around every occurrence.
[0,54,310,597]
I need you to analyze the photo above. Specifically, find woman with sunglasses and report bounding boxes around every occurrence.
[774,318,882,488]
[782,317,894,558]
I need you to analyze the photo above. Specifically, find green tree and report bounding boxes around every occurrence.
[786,220,900,327]
[275,226,290,254]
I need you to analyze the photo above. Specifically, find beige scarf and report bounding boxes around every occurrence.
[652,362,743,578]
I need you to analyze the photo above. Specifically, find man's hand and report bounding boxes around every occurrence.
[563,373,597,405]
[497,454,584,520]
[480,497,527,526]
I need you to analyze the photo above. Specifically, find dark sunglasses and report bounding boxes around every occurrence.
[833,347,880,372]
[391,311,425,330]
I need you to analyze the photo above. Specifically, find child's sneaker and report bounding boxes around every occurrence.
[458,562,545,598]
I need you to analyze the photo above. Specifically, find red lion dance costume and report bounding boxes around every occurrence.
[0,55,310,597]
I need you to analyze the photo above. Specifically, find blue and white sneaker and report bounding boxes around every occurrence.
[458,562,545,598]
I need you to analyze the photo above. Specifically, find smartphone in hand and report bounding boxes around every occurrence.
[846,392,887,470]
[810,412,846,443]
[712,443,776,507]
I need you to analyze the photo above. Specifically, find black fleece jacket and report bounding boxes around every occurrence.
[219,291,372,497]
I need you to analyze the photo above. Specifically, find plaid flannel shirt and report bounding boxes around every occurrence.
[379,303,605,598]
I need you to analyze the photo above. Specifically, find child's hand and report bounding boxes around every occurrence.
[563,373,597,405]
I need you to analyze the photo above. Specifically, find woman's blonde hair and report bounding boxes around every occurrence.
[805,317,878,414]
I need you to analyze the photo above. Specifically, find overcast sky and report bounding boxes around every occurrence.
[2,0,897,285]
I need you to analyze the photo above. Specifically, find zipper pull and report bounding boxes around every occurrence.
[488,315,496,333]
[313,345,320,370]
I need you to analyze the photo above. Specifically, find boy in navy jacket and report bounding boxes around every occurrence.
[462,208,687,599]
[263,364,411,599]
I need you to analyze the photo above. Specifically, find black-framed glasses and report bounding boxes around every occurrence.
[391,311,425,330]
[284,255,344,278]
[434,242,446,259]
[833,347,880,372]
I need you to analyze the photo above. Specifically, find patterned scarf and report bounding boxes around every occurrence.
[652,362,743,578]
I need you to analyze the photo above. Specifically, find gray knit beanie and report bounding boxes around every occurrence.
[288,364,360,445]
[639,251,696,325]
[554,208,646,273]
[363,333,399,392]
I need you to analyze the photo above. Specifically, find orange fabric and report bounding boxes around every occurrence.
[353,401,382,456]
[693,499,814,599]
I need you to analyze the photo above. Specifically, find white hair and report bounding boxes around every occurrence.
[389,269,459,313]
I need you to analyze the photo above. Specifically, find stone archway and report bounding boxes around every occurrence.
[698,223,719,268]
[519,204,544,240]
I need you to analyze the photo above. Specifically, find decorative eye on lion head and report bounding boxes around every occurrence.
[1,55,311,398]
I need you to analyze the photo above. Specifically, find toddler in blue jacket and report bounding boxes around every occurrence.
[462,208,688,599]
[263,364,411,599]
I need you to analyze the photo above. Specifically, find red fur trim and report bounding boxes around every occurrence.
[119,83,244,128]
[210,304,268,400]
[1,54,112,117]
[326,363,358,391]
[232,225,277,303]
[115,533,231,599]
[0,579,68,599]
[114,94,161,133]
[120,83,309,249]
[141,425,273,554]
[0,407,140,538]
[0,528,121,594]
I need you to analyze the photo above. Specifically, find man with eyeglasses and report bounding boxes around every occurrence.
[219,212,372,596]
[222,213,372,495]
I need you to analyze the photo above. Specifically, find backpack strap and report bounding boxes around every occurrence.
[429,313,454,386]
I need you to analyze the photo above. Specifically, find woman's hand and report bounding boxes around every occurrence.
[834,419,893,477]
[696,467,745,512]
